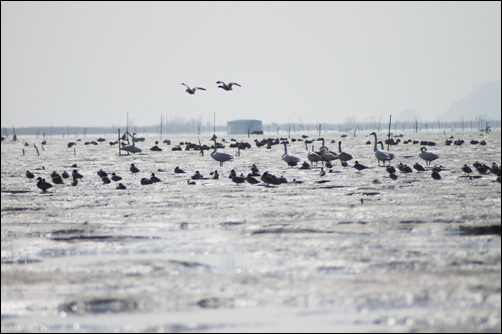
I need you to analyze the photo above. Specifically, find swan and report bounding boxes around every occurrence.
[216,81,241,90]
[336,141,353,162]
[282,142,300,166]
[306,143,323,166]
[369,132,394,166]
[318,138,337,162]
[120,144,142,154]
[182,83,206,94]
[211,139,234,166]
[419,147,439,166]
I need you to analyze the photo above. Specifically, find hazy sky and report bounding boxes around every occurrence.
[1,1,500,128]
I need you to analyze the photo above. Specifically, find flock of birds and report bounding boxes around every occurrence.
[26,131,501,193]
[181,81,241,94]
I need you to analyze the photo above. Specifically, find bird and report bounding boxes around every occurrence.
[182,83,206,94]
[246,173,260,184]
[61,171,70,179]
[300,161,311,169]
[141,178,153,185]
[461,164,473,175]
[150,173,162,183]
[71,177,78,186]
[232,173,246,184]
[211,139,234,166]
[211,170,220,180]
[490,163,501,176]
[413,163,426,172]
[431,170,441,180]
[216,81,241,91]
[174,166,185,174]
[282,142,300,167]
[120,144,142,154]
[36,177,53,193]
[306,143,323,166]
[26,171,35,179]
[261,171,281,186]
[101,175,111,184]
[191,171,203,180]
[369,132,394,166]
[228,169,237,179]
[318,138,337,163]
[111,173,122,181]
[72,169,83,179]
[398,163,413,174]
[97,169,108,178]
[386,165,396,174]
[130,163,140,173]
[389,172,398,180]
[187,180,196,185]
[336,141,353,163]
[353,161,370,171]
[51,172,64,184]
[419,147,439,166]
[116,183,126,190]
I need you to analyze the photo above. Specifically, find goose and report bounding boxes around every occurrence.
[353,161,370,171]
[216,81,241,90]
[282,142,300,166]
[413,163,425,172]
[101,175,111,184]
[130,163,140,173]
[228,169,237,179]
[490,163,501,176]
[36,177,53,193]
[72,169,83,179]
[141,178,153,185]
[174,166,185,174]
[211,139,234,166]
[419,147,439,166]
[71,177,78,186]
[111,173,122,181]
[116,183,126,190]
[398,162,413,173]
[182,83,206,94]
[336,141,353,163]
[261,171,281,186]
[191,171,203,180]
[386,165,396,174]
[246,173,260,184]
[389,172,398,180]
[61,171,70,179]
[369,132,394,166]
[26,171,35,179]
[187,180,196,185]
[300,161,311,169]
[212,170,219,180]
[97,169,108,178]
[51,172,64,184]
[150,173,162,183]
[431,170,441,180]
[461,164,473,175]
[232,173,246,184]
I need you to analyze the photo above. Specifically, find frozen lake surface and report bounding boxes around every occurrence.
[1,130,501,332]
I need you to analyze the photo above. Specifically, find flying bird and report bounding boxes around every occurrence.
[216,81,241,90]
[182,83,206,94]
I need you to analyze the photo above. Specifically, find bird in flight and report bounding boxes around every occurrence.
[182,83,206,94]
[216,81,241,91]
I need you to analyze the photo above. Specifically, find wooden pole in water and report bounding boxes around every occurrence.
[387,114,392,151]
[118,128,121,157]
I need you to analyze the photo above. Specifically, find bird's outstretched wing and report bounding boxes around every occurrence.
[228,82,241,87]
[195,87,206,91]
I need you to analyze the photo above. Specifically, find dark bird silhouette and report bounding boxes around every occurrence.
[246,173,260,184]
[398,163,413,174]
[61,171,70,179]
[389,172,398,180]
[490,163,501,176]
[116,183,126,190]
[353,161,370,171]
[51,172,64,184]
[413,163,425,172]
[26,171,35,179]
[97,169,108,178]
[111,173,122,182]
[71,177,78,186]
[130,164,140,174]
[461,164,473,175]
[182,83,206,94]
[212,170,219,180]
[150,173,162,183]
[191,171,203,180]
[216,81,241,90]
[386,165,396,174]
[232,173,246,184]
[36,177,53,193]
[431,170,441,180]
[101,175,111,184]
[72,169,84,179]
[174,166,185,174]
[141,178,153,185]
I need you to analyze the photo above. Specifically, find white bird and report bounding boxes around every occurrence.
[182,83,206,94]
[305,143,323,166]
[216,81,241,90]
[419,147,439,166]
[370,132,394,166]
[120,144,142,154]
[336,141,353,162]
[318,138,337,162]
[282,142,300,166]
[211,139,234,166]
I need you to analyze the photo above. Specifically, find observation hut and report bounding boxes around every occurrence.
[227,119,263,135]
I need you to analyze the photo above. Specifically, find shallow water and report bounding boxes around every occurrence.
[1,130,501,332]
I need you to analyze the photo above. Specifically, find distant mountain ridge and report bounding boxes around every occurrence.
[440,81,501,122]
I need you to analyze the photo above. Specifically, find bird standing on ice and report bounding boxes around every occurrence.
[211,139,234,166]
[419,147,439,166]
[369,132,394,166]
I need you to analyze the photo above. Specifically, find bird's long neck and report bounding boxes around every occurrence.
[372,134,378,152]
[338,141,342,153]
[283,143,288,155]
